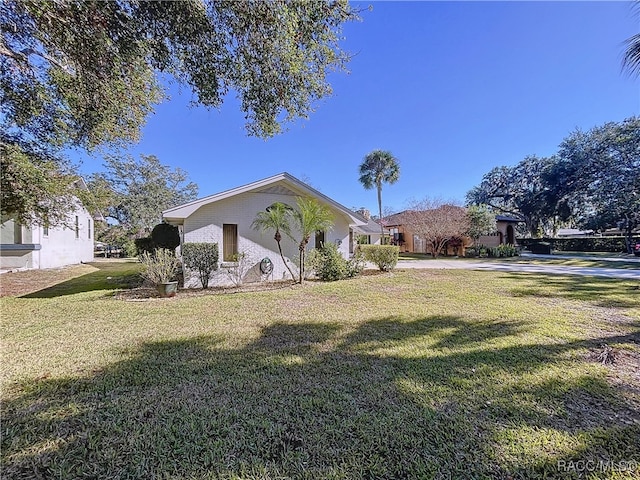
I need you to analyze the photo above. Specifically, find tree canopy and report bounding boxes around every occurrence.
[1,0,356,224]
[467,117,640,251]
[89,154,198,238]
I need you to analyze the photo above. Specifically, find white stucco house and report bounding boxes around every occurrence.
[0,179,96,271]
[163,172,367,288]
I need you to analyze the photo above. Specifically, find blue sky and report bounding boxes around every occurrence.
[77,1,638,215]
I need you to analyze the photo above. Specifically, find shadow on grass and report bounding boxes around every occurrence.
[21,261,143,299]
[506,273,640,310]
[2,317,639,479]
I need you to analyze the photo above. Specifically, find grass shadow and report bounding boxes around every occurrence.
[504,273,640,310]
[21,261,143,299]
[3,314,638,478]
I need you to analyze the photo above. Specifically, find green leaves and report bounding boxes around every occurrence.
[89,154,198,237]
[1,0,356,145]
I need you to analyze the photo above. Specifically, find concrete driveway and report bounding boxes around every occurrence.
[396,257,640,280]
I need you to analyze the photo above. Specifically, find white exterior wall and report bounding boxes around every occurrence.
[0,203,94,271]
[182,191,352,288]
[39,204,95,269]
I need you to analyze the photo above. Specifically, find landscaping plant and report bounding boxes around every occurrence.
[359,244,399,271]
[139,248,179,285]
[181,243,219,289]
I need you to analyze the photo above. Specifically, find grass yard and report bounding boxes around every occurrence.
[398,252,640,270]
[1,262,639,479]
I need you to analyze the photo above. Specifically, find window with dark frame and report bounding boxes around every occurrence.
[75,216,79,239]
[223,224,238,261]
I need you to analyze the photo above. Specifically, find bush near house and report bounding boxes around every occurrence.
[134,237,154,256]
[139,248,179,285]
[360,244,399,271]
[151,223,180,250]
[307,244,365,281]
[489,244,518,258]
[182,243,219,289]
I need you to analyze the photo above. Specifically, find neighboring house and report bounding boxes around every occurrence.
[351,208,387,245]
[383,210,471,256]
[382,211,522,255]
[0,179,96,271]
[556,228,594,237]
[163,173,367,288]
[477,215,522,247]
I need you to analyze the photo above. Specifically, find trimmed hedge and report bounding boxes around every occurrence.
[518,237,629,253]
[151,223,180,250]
[359,245,399,272]
[134,237,154,255]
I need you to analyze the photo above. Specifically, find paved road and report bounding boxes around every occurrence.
[396,258,640,280]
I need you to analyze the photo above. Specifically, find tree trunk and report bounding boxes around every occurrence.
[275,230,296,280]
[377,183,384,240]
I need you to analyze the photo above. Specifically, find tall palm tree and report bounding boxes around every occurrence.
[251,202,296,281]
[623,3,640,77]
[358,150,400,239]
[290,196,334,283]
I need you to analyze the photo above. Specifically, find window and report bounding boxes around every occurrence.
[315,230,325,249]
[14,220,22,244]
[223,224,238,261]
[88,219,91,239]
[75,216,79,239]
[43,221,49,237]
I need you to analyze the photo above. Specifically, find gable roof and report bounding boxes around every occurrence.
[384,210,524,226]
[353,217,388,235]
[163,172,367,226]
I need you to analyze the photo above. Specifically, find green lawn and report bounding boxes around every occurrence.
[2,264,639,479]
[398,252,640,270]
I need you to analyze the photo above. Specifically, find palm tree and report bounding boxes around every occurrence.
[290,196,334,283]
[623,3,640,77]
[623,34,640,77]
[251,202,296,281]
[358,150,400,239]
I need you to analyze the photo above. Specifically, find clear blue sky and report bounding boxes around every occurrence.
[77,1,638,215]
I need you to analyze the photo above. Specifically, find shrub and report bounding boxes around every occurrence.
[223,252,253,287]
[151,223,180,250]
[487,243,518,258]
[518,237,628,253]
[134,237,154,255]
[139,248,179,285]
[182,243,219,289]
[529,242,552,254]
[122,240,137,258]
[312,244,346,281]
[360,244,399,272]
[306,244,365,281]
[345,248,366,278]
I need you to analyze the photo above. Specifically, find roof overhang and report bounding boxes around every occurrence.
[163,172,367,227]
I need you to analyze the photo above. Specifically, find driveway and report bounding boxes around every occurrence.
[396,258,640,280]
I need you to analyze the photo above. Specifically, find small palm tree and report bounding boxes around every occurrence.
[290,197,334,283]
[251,202,296,281]
[358,150,400,239]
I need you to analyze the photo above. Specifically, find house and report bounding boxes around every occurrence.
[477,215,522,247]
[351,208,387,246]
[162,173,367,288]
[0,179,96,271]
[382,211,522,255]
[383,209,472,256]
